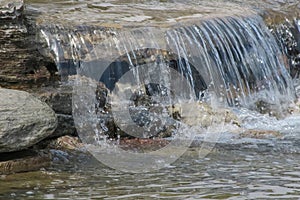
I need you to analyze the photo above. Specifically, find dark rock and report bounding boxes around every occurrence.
[37,85,73,115]
[52,114,76,138]
[0,0,57,90]
[270,18,300,78]
[0,149,51,174]
[0,0,24,20]
[95,81,178,139]
[35,85,78,137]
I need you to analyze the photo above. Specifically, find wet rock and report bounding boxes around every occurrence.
[49,149,70,164]
[168,102,240,128]
[73,75,177,139]
[270,18,300,78]
[53,114,76,138]
[32,136,85,164]
[0,88,57,153]
[85,76,239,139]
[36,85,76,137]
[0,149,51,174]
[105,87,177,138]
[119,138,170,153]
[38,85,73,115]
[253,100,281,118]
[239,129,282,139]
[0,0,56,90]
[287,96,300,114]
[251,99,297,119]
[47,136,83,151]
[0,0,24,20]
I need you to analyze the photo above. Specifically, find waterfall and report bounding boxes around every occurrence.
[39,15,295,112]
[166,16,295,108]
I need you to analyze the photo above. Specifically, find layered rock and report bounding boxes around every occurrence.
[0,150,51,174]
[0,88,57,153]
[0,0,23,20]
[0,0,56,90]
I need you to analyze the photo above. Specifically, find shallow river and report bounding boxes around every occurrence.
[0,141,300,199]
[1,110,300,199]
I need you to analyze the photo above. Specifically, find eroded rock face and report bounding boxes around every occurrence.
[0,88,57,153]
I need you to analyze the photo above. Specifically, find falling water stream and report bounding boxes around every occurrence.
[1,0,300,199]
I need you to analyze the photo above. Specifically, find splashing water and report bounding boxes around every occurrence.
[36,6,300,172]
[40,15,295,110]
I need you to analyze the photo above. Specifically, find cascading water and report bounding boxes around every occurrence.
[34,13,300,170]
[34,4,300,162]
[166,16,295,109]
[39,15,295,112]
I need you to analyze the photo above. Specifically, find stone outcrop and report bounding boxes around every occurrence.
[0,88,57,153]
[0,0,56,90]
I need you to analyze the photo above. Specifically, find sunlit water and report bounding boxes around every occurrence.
[0,109,299,199]
[0,132,300,199]
[26,0,300,27]
[1,0,299,199]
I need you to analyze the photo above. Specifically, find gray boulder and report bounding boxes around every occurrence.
[0,88,57,153]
